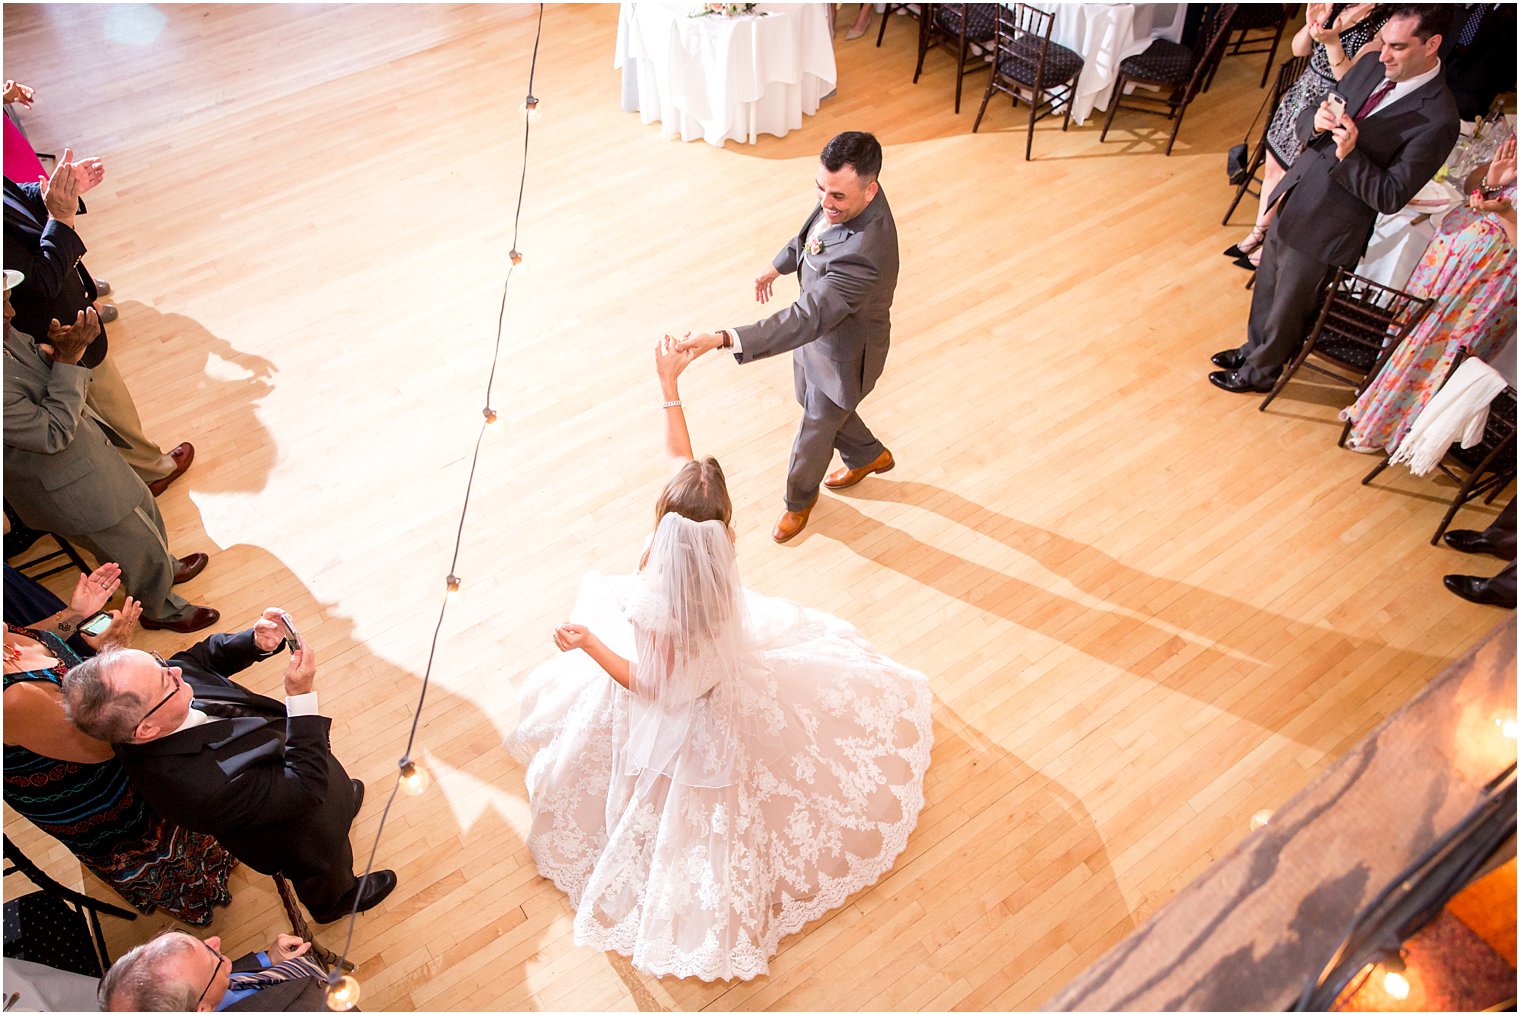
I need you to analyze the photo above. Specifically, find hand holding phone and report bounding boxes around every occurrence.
[1326,91,1347,121]
[275,611,301,654]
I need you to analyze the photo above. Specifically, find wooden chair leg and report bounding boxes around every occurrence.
[1260,22,1286,87]
[1099,72,1124,142]
[1164,102,1186,156]
[1258,338,1318,412]
[875,5,892,47]
[1361,458,1391,485]
[1061,82,1074,131]
[953,30,968,113]
[1025,83,1038,160]
[972,77,996,132]
[271,874,353,973]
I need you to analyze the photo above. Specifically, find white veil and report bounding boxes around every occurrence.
[618,512,754,790]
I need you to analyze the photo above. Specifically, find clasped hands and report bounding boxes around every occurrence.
[1313,99,1359,161]
[251,607,316,696]
[38,146,105,228]
[668,264,782,360]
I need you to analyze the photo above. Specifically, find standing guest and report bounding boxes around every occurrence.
[2,79,47,185]
[60,613,398,925]
[1343,138,1515,452]
[677,131,899,543]
[4,149,193,493]
[1443,498,1516,609]
[100,931,329,1011]
[1439,3,1516,123]
[1226,3,1392,269]
[3,270,217,632]
[1210,5,1459,394]
[4,565,236,926]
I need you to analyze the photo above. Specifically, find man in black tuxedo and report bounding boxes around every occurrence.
[61,610,396,924]
[1210,5,1460,393]
[101,930,330,1011]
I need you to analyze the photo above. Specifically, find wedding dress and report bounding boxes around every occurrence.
[507,513,933,981]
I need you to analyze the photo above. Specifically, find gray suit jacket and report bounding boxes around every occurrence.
[2,324,137,534]
[733,187,898,411]
[1271,56,1459,267]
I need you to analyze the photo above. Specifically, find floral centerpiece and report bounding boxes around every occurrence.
[691,3,758,17]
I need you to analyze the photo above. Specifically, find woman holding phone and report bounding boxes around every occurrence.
[1226,3,1392,268]
[3,563,237,925]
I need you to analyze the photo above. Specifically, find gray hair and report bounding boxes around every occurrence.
[61,648,145,743]
[99,934,200,1011]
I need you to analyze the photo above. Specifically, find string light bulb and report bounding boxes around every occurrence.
[325,973,361,1011]
[509,248,524,269]
[521,94,541,122]
[1383,970,1410,1000]
[445,575,461,601]
[483,407,499,424]
[1499,717,1517,739]
[1249,809,1274,831]
[398,757,431,795]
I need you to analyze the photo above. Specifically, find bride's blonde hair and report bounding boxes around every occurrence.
[655,456,732,530]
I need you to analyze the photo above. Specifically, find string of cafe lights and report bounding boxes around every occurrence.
[323,6,545,1008]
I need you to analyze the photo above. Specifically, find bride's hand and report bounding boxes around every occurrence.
[553,622,594,652]
[656,334,696,382]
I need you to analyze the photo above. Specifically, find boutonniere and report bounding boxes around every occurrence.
[806,235,825,255]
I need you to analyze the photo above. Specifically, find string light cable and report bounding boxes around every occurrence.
[323,5,546,1008]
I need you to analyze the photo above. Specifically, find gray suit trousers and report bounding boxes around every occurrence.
[1236,225,1336,388]
[69,484,191,622]
[787,359,884,511]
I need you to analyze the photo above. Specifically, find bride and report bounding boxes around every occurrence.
[507,337,933,981]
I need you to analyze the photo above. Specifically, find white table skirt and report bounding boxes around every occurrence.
[615,2,837,146]
[1051,3,1185,126]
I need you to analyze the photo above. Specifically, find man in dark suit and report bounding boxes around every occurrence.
[1210,5,1460,393]
[1442,498,1516,609]
[60,611,396,924]
[100,931,331,1011]
[4,150,193,493]
[4,269,218,633]
[678,131,899,543]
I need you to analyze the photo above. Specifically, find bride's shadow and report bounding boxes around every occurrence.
[818,479,1448,752]
[593,701,1130,1012]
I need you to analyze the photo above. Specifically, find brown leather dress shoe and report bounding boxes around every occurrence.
[172,552,209,585]
[140,605,221,633]
[147,442,195,497]
[773,496,818,544]
[823,448,895,490]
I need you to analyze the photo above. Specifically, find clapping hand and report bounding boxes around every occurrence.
[69,563,121,618]
[72,156,105,194]
[1485,137,1517,190]
[81,597,142,652]
[3,80,35,107]
[41,308,100,364]
[39,148,80,225]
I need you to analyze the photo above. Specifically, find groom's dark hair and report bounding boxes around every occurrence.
[821,132,882,184]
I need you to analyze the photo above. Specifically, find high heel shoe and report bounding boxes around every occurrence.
[1223,225,1266,259]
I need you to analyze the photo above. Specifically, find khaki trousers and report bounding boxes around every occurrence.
[85,355,174,482]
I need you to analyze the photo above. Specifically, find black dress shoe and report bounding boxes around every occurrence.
[1443,574,1517,609]
[312,869,398,924]
[1211,349,1246,370]
[351,779,365,814]
[1209,370,1275,394]
[141,606,220,633]
[1443,529,1510,559]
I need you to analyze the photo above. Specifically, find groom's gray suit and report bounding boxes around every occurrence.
[732,187,899,511]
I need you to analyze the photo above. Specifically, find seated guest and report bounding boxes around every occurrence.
[100,931,329,1011]
[60,610,397,924]
[4,564,237,925]
[1210,5,1460,394]
[1343,139,1515,451]
[3,269,218,633]
[1443,498,1516,609]
[3,148,193,493]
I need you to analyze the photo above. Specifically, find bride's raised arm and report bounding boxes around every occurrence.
[657,335,697,478]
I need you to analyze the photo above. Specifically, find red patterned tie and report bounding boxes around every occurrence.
[1354,81,1396,121]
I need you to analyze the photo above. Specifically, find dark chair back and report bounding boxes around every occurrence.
[2,835,136,979]
[1223,54,1310,225]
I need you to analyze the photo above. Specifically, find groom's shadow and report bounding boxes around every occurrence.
[816,479,1448,752]
[594,700,1131,1011]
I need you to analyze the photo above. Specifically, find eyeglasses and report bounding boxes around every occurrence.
[137,651,181,729]
[194,938,227,1009]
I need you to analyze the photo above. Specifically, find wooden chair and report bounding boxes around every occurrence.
[1222,55,1309,226]
[1205,3,1293,91]
[3,835,136,979]
[913,3,999,114]
[971,4,1084,161]
[875,2,919,48]
[1361,355,1517,545]
[1099,3,1239,155]
[1258,268,1433,415]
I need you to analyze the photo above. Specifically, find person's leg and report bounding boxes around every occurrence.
[84,355,174,482]
[1235,232,1333,388]
[786,383,855,511]
[1239,154,1287,261]
[833,407,886,469]
[847,3,873,38]
[1483,498,1517,557]
[68,491,192,622]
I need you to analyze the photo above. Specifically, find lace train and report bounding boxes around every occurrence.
[507,573,933,981]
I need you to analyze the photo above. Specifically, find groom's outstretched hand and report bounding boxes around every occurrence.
[755,267,780,304]
[675,332,726,357]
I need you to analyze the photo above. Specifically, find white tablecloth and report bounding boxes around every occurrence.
[615,2,837,147]
[1050,3,1185,125]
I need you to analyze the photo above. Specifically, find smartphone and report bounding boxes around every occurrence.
[79,611,113,637]
[1326,91,1347,120]
[275,611,300,654]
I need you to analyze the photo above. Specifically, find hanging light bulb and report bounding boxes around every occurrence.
[1249,809,1274,831]
[508,248,525,271]
[325,973,361,1011]
[1383,970,1410,1001]
[445,575,462,601]
[399,757,431,795]
[1499,717,1517,739]
[483,407,499,425]
[521,94,541,123]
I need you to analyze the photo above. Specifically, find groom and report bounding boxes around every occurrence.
[678,131,899,543]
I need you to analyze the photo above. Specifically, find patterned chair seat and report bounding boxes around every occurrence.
[1118,38,1194,84]
[1314,334,1382,372]
[996,37,1083,86]
[935,2,998,41]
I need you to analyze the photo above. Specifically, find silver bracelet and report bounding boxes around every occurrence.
[662,400,682,409]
